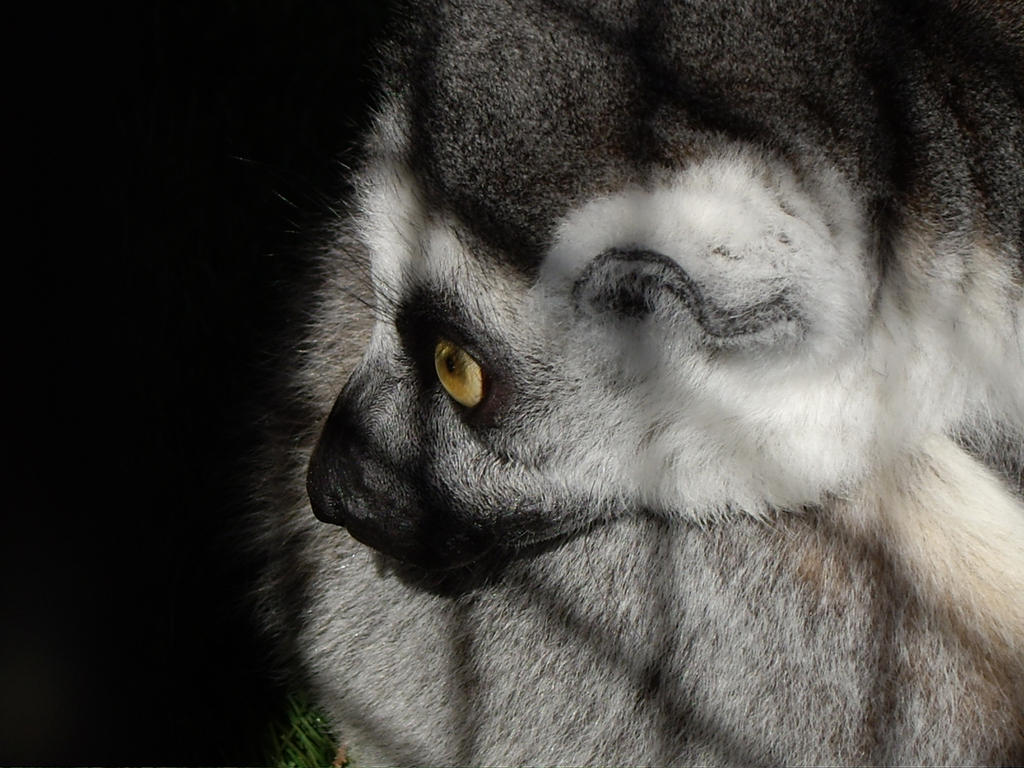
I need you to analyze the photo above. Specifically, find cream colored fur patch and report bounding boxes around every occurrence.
[871,435,1024,657]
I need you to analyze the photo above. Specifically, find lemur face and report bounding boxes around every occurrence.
[306,145,886,569]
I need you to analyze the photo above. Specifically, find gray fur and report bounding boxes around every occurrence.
[254,0,1024,764]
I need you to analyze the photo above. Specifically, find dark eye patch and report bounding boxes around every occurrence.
[394,286,511,428]
[395,287,474,369]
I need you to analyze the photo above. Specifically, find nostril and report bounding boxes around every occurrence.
[310,491,346,526]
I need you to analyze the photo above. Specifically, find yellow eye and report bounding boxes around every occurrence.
[434,339,484,408]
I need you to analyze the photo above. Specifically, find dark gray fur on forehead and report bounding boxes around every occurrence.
[381,0,1023,269]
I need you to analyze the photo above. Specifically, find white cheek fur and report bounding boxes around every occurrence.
[535,151,1023,526]
[534,151,876,514]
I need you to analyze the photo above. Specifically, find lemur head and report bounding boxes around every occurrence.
[306,138,884,569]
[304,0,972,569]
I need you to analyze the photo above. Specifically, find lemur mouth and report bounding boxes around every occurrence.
[346,516,497,571]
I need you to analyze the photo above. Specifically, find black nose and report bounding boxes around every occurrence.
[304,385,496,570]
[306,394,366,527]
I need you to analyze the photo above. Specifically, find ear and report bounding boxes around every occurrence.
[571,248,804,348]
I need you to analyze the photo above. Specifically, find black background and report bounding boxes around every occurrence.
[5,2,393,763]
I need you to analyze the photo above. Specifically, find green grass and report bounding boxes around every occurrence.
[266,693,342,768]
